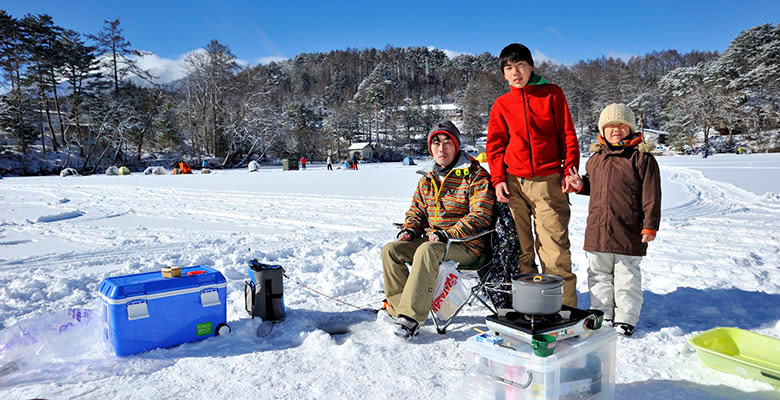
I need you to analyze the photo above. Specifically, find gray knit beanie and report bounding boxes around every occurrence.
[427,121,461,154]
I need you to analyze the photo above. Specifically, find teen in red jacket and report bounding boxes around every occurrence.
[486,43,580,307]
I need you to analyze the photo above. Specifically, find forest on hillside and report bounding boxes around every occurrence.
[1,11,778,175]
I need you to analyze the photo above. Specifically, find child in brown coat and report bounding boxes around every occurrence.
[566,103,661,337]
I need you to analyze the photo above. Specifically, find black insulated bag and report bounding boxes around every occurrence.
[245,260,286,321]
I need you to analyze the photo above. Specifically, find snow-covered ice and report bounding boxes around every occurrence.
[0,154,778,399]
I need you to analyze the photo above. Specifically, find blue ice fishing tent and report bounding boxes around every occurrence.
[402,156,416,166]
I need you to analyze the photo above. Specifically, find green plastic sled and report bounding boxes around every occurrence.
[688,327,780,386]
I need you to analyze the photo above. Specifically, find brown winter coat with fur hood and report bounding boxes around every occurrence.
[577,133,661,256]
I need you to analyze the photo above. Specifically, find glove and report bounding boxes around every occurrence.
[430,231,449,243]
[397,229,415,239]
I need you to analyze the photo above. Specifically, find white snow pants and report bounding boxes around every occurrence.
[586,251,643,326]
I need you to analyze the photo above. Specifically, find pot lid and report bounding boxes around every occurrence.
[513,274,563,286]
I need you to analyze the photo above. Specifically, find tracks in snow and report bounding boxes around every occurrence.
[663,166,780,222]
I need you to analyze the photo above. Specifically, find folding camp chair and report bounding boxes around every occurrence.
[429,228,498,334]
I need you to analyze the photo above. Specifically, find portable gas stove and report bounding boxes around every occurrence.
[486,305,604,343]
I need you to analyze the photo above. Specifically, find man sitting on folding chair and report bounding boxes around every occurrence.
[382,121,496,340]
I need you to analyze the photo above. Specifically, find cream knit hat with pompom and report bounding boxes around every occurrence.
[598,103,637,135]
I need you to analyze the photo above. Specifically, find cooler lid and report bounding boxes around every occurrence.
[99,265,226,300]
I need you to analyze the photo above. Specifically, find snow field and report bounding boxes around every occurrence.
[0,155,778,399]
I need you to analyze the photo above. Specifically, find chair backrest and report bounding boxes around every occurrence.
[477,202,502,259]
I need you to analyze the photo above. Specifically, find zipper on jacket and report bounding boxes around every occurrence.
[521,89,535,176]
[431,170,455,228]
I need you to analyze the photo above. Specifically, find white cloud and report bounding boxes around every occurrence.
[532,49,564,66]
[256,56,288,65]
[118,49,252,84]
[427,45,471,59]
[132,52,189,84]
[546,27,561,38]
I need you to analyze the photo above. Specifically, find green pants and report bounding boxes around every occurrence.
[382,238,478,323]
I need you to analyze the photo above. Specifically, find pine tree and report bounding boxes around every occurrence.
[88,19,153,95]
[19,13,62,152]
[0,11,22,90]
[60,29,102,156]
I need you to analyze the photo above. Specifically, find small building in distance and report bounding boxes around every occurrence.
[348,142,374,160]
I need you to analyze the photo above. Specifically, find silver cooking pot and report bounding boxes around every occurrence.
[511,274,563,315]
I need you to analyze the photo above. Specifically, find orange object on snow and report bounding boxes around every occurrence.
[179,162,192,174]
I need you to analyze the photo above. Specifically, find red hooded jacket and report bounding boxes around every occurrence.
[487,76,580,186]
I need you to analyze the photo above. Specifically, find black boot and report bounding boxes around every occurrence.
[614,322,634,337]
[393,315,420,340]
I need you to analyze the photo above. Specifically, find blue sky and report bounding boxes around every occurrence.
[3,0,779,77]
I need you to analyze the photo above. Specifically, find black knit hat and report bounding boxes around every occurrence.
[427,121,461,154]
[499,43,535,71]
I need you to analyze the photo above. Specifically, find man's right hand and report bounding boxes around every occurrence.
[398,231,412,241]
[495,182,510,203]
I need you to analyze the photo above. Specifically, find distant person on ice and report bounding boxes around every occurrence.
[566,103,661,337]
[381,121,495,340]
[351,153,359,170]
[327,155,333,171]
[486,43,580,307]
[300,156,307,170]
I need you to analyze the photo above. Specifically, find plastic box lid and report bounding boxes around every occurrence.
[99,265,225,301]
[465,328,617,372]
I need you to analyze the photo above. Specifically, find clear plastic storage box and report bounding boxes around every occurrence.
[462,328,617,399]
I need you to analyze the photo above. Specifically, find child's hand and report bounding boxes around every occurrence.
[641,233,655,243]
[563,167,583,193]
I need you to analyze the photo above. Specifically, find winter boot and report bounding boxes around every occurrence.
[614,322,634,337]
[393,315,420,340]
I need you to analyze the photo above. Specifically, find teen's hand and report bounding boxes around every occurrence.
[495,182,510,203]
[641,233,655,243]
[398,231,412,241]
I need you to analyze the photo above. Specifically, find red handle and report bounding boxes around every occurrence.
[187,270,206,276]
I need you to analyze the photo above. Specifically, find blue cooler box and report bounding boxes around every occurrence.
[98,265,228,356]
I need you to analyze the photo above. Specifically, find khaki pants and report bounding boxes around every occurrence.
[586,251,643,326]
[382,238,478,323]
[506,173,577,307]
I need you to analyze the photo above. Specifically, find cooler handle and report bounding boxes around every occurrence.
[127,300,149,320]
[200,288,221,307]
